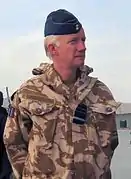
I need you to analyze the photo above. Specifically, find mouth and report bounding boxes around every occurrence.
[75,55,85,58]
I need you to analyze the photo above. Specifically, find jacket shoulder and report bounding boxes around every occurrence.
[92,80,114,101]
[20,75,44,90]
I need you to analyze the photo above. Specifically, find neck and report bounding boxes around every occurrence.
[53,63,77,85]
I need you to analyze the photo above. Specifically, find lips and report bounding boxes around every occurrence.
[75,55,85,58]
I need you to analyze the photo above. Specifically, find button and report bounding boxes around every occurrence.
[106,107,112,112]
[36,108,42,113]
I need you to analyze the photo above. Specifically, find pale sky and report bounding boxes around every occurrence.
[0,0,131,102]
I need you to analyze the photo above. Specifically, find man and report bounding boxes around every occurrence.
[0,91,12,179]
[4,9,119,179]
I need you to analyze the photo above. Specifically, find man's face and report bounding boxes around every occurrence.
[53,28,86,69]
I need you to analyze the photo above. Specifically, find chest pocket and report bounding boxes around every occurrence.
[89,101,119,152]
[25,100,61,149]
[89,101,117,139]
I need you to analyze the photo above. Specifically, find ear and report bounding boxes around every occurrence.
[48,44,58,56]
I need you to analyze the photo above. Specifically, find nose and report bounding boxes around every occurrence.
[77,40,86,52]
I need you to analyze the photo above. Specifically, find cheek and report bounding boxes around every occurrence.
[58,47,67,55]
[67,47,76,56]
[58,46,76,59]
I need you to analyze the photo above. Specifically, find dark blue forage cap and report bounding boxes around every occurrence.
[44,9,82,37]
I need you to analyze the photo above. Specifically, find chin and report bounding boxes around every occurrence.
[76,60,85,67]
[74,63,84,68]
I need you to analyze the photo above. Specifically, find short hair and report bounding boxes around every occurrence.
[44,35,60,59]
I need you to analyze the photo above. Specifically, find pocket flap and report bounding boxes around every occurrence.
[28,101,57,115]
[90,100,121,115]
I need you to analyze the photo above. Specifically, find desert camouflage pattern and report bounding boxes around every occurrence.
[4,63,120,179]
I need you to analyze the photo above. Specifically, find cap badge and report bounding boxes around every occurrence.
[76,24,79,30]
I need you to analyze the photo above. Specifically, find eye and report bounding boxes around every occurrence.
[71,38,77,42]
[82,38,86,42]
[69,38,78,44]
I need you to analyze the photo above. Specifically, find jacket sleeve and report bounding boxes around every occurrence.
[92,80,120,158]
[3,93,32,179]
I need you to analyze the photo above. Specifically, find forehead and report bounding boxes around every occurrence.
[58,28,86,41]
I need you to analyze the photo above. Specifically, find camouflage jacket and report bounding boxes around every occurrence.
[4,63,120,179]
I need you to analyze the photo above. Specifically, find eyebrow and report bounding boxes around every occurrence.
[68,36,86,43]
